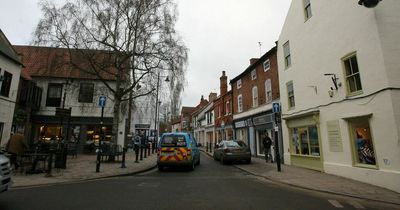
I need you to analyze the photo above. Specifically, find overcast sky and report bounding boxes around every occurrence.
[0,0,291,107]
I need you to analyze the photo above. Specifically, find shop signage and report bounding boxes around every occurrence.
[272,102,281,113]
[135,124,150,129]
[235,121,246,128]
[253,114,273,126]
[55,108,71,117]
[327,120,343,152]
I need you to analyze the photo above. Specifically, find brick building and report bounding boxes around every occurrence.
[213,71,233,141]
[230,46,282,157]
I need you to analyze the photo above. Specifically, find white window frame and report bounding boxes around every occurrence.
[287,81,295,108]
[251,69,257,80]
[238,94,243,113]
[283,41,291,68]
[252,86,258,107]
[263,59,270,72]
[265,79,272,103]
[225,101,230,115]
[237,79,242,89]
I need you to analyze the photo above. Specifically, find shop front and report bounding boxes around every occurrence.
[234,119,250,146]
[252,113,274,158]
[284,111,323,171]
[32,115,113,153]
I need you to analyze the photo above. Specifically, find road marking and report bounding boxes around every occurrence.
[328,200,344,208]
[347,200,365,209]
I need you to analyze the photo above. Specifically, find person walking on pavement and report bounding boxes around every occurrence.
[6,130,28,169]
[262,132,273,163]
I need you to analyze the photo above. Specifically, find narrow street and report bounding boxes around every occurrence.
[0,153,396,210]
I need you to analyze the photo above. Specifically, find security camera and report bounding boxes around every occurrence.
[358,0,382,8]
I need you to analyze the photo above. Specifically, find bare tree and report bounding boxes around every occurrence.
[33,0,188,143]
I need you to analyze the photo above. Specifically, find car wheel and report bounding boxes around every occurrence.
[220,155,225,165]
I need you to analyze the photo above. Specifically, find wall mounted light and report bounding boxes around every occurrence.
[324,73,339,90]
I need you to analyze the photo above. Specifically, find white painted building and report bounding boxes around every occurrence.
[0,30,22,147]
[277,0,400,192]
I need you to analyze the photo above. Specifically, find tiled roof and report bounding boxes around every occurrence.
[181,106,196,115]
[13,45,121,80]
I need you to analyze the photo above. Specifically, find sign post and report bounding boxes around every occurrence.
[272,102,281,172]
[96,96,106,172]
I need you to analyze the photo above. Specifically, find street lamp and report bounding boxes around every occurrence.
[153,72,169,150]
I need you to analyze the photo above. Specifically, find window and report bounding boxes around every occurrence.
[348,117,376,166]
[79,83,94,103]
[283,41,291,68]
[46,83,63,107]
[304,0,312,20]
[237,94,243,113]
[291,126,319,156]
[287,81,295,108]
[265,79,272,103]
[0,71,12,97]
[251,69,257,80]
[218,106,222,118]
[263,59,270,71]
[343,54,362,94]
[237,79,242,89]
[225,101,230,115]
[252,86,258,107]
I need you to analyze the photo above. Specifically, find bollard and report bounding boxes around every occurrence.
[206,142,208,152]
[148,143,151,156]
[152,141,155,154]
[135,145,139,163]
[144,145,147,158]
[45,149,54,177]
[96,146,101,172]
[210,142,212,153]
[121,146,127,168]
[140,145,143,160]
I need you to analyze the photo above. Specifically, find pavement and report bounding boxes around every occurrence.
[9,148,400,206]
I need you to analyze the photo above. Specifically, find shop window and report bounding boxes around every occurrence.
[291,125,320,156]
[38,125,63,141]
[86,125,112,145]
[348,117,376,166]
[46,83,63,107]
[79,83,94,103]
[0,71,12,97]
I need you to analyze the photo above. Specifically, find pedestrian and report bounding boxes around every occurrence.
[262,133,273,163]
[6,130,28,169]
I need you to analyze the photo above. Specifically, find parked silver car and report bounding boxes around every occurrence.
[213,140,251,164]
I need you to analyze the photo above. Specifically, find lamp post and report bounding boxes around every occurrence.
[153,72,169,150]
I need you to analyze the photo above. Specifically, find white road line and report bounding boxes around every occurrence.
[328,200,344,208]
[348,200,365,209]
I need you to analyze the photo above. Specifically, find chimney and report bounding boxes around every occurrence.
[209,92,217,102]
[250,58,259,65]
[200,95,204,103]
[220,71,227,95]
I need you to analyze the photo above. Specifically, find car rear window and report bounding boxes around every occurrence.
[225,141,240,148]
[161,135,187,147]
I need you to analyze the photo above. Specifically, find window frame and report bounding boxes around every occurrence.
[46,83,63,107]
[263,59,270,72]
[237,79,242,89]
[290,125,320,157]
[286,81,295,109]
[0,71,13,98]
[342,53,363,96]
[283,41,291,69]
[347,116,377,168]
[237,94,243,113]
[225,101,230,115]
[251,69,257,80]
[252,86,258,108]
[265,79,272,103]
[78,83,94,103]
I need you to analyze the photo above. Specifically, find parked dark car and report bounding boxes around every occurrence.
[213,140,251,164]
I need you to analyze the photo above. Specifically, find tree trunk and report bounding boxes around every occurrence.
[113,97,121,145]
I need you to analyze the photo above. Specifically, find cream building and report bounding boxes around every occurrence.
[277,0,400,192]
[0,30,22,147]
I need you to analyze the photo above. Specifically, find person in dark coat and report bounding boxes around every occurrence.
[262,133,273,163]
[6,131,28,169]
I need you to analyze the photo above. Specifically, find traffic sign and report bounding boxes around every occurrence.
[99,96,107,107]
[272,102,281,113]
